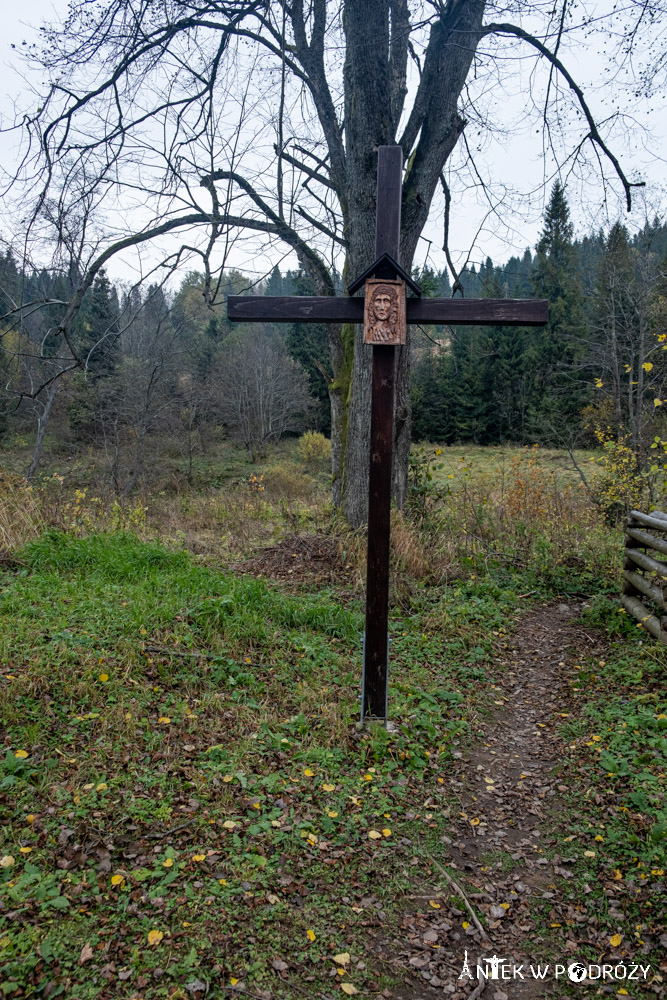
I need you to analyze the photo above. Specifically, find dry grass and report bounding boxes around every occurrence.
[0,471,44,551]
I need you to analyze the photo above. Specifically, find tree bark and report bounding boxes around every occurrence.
[27,382,58,480]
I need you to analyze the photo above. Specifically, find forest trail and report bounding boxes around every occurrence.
[385,602,607,1000]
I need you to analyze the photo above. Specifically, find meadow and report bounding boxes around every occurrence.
[0,437,665,999]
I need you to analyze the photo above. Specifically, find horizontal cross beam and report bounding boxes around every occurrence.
[227,296,548,326]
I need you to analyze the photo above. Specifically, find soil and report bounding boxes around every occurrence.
[381,602,609,999]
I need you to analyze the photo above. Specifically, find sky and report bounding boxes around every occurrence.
[1,1,666,289]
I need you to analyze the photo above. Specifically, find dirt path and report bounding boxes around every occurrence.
[384,602,606,999]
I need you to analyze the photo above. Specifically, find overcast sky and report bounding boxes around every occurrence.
[1,1,666,287]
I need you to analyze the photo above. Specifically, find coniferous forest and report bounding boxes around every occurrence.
[2,182,667,486]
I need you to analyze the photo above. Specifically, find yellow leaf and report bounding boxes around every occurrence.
[26,815,35,825]
[327,811,338,818]
[306,929,316,942]
[19,847,32,854]
[612,870,623,880]
[584,850,596,858]
[99,673,109,682]
[162,858,174,868]
[470,817,480,826]
[230,977,239,985]
[14,750,28,759]
[158,716,171,724]
[435,448,442,455]
[193,854,206,862]
[222,774,233,782]
[618,990,629,996]
[223,820,236,830]
[96,783,107,791]
[462,921,470,928]
[147,929,163,946]
[595,835,604,842]
[500,902,510,910]
[429,900,441,909]
[362,773,373,781]
[341,985,358,995]
[322,783,335,792]
[111,874,125,886]
[643,362,654,372]
[304,768,315,777]
[382,828,391,837]
[610,934,622,947]
[0,856,15,868]
[333,953,350,965]
[655,398,663,407]
[652,868,664,875]
[368,830,382,840]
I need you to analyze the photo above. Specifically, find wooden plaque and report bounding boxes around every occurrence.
[363,278,406,345]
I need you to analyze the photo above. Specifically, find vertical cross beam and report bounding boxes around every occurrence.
[363,145,403,720]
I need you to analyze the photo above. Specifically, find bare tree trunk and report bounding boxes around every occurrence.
[27,382,58,480]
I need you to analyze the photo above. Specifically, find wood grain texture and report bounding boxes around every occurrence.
[227,295,548,326]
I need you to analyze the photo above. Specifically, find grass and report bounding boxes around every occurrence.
[1,438,664,998]
[0,530,529,999]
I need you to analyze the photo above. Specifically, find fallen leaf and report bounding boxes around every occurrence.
[332,953,350,966]
[610,934,622,947]
[368,830,382,840]
[322,783,335,792]
[341,985,358,996]
[14,750,28,759]
[79,943,95,964]
[147,929,164,946]
[306,929,316,942]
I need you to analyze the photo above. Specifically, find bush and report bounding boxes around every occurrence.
[264,461,316,499]
[297,431,331,466]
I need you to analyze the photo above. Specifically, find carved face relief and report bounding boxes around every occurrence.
[363,278,406,345]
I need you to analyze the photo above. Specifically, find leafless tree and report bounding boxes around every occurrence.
[216,330,314,459]
[5,0,663,524]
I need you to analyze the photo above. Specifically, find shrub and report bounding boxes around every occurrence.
[297,431,331,466]
[264,461,316,499]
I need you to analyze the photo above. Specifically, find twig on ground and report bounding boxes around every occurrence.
[146,820,195,840]
[469,968,487,999]
[424,850,492,944]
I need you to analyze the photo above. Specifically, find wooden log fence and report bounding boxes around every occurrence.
[621,509,667,643]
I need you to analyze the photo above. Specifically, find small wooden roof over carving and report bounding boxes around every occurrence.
[348,252,422,297]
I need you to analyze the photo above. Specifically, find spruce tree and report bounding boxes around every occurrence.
[528,181,585,439]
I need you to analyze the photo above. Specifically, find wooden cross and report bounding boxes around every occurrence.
[228,145,548,722]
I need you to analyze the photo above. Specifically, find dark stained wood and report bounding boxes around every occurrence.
[228,295,548,326]
[364,344,395,718]
[407,297,548,327]
[228,295,364,323]
[375,145,403,258]
[362,146,404,720]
